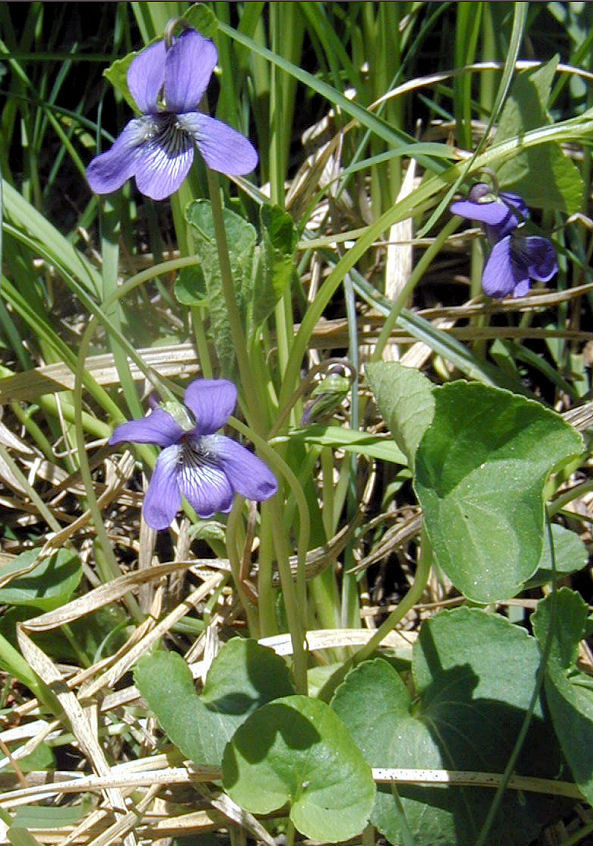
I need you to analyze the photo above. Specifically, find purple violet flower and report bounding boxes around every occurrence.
[451,183,557,298]
[110,379,277,530]
[87,29,258,200]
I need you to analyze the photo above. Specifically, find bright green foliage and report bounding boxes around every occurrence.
[175,200,297,375]
[533,588,593,804]
[366,361,435,469]
[332,607,570,846]
[414,382,583,602]
[496,56,583,212]
[0,549,81,611]
[0,3,591,844]
[222,695,376,842]
[134,638,294,766]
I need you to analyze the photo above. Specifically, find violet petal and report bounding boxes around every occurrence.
[164,29,218,114]
[109,408,184,448]
[127,40,167,114]
[177,447,234,518]
[499,191,529,223]
[87,117,156,195]
[210,435,278,502]
[482,236,524,299]
[143,446,182,529]
[523,235,558,283]
[450,198,513,227]
[513,278,532,298]
[184,379,237,435]
[179,112,258,175]
[133,118,195,200]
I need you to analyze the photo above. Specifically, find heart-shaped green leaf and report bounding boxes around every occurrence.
[222,695,375,842]
[134,638,294,766]
[332,607,571,846]
[414,382,582,602]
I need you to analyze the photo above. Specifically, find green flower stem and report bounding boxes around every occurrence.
[170,180,214,380]
[190,305,213,379]
[371,216,461,362]
[362,824,376,846]
[230,416,309,693]
[269,3,295,393]
[341,270,360,628]
[257,504,278,637]
[227,499,260,636]
[267,496,307,693]
[205,167,266,434]
[284,819,296,846]
[352,525,433,666]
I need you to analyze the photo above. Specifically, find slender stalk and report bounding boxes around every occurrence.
[205,167,266,433]
[227,499,260,635]
[341,271,360,628]
[352,526,432,665]
[230,416,310,693]
[268,496,307,693]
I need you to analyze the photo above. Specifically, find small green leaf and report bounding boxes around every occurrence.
[183,3,218,38]
[174,266,207,306]
[8,743,55,774]
[414,382,583,602]
[496,56,583,213]
[332,608,570,846]
[223,695,375,842]
[288,425,407,465]
[366,362,434,468]
[134,639,294,766]
[533,589,593,803]
[0,549,81,610]
[103,51,145,112]
[11,802,88,830]
[183,201,297,373]
[525,524,588,589]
